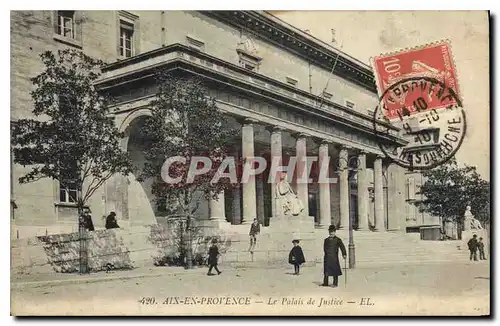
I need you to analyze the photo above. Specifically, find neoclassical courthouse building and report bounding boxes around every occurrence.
[11,10,436,239]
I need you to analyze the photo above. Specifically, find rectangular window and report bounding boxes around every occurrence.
[57,11,75,39]
[322,91,333,100]
[60,181,78,203]
[119,20,134,58]
[186,35,205,52]
[345,100,355,109]
[286,77,298,87]
[237,49,261,72]
[59,159,78,204]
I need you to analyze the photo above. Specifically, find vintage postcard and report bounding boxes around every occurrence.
[10,10,490,316]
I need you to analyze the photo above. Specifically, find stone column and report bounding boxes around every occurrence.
[209,191,226,222]
[231,185,242,225]
[242,119,257,225]
[339,146,350,229]
[294,133,309,217]
[357,151,369,230]
[374,156,385,232]
[268,126,283,219]
[231,150,242,225]
[387,163,405,231]
[317,141,331,229]
[256,176,265,225]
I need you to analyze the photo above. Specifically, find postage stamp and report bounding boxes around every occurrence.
[371,40,461,121]
[372,76,466,170]
[371,41,466,170]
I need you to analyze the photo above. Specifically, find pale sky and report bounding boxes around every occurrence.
[272,11,490,180]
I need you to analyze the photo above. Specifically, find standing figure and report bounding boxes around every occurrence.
[248,218,260,253]
[105,212,120,229]
[207,239,222,276]
[478,237,487,260]
[322,225,346,288]
[275,172,304,216]
[80,208,95,232]
[288,239,306,275]
[467,234,479,261]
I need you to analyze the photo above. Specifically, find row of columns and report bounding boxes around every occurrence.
[208,118,387,231]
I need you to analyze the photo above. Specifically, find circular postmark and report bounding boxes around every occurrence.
[372,76,466,171]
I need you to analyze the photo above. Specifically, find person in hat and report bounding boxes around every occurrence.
[207,238,222,276]
[322,225,346,287]
[467,234,479,261]
[80,207,95,232]
[288,239,306,275]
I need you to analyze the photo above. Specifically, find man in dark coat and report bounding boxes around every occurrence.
[467,234,479,261]
[288,239,306,275]
[322,225,346,287]
[105,212,120,229]
[207,238,222,276]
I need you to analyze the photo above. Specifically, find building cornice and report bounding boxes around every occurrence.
[199,11,377,93]
[98,44,405,147]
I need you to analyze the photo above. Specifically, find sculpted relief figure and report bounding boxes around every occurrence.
[275,172,304,217]
[464,205,483,230]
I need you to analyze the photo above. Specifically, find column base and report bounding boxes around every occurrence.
[373,228,386,232]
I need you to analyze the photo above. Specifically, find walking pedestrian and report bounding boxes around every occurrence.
[288,239,305,275]
[248,218,260,253]
[322,225,346,288]
[467,234,479,261]
[207,238,222,276]
[478,237,486,260]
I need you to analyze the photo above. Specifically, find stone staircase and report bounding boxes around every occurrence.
[216,226,483,268]
[342,231,470,265]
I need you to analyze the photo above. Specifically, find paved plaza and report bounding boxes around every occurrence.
[11,261,490,316]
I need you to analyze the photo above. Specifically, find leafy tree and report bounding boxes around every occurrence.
[11,49,133,269]
[415,158,490,240]
[139,72,236,269]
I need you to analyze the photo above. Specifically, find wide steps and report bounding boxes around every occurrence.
[220,228,475,266]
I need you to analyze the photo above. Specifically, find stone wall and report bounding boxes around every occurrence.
[11,222,238,274]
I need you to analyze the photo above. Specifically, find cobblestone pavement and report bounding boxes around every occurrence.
[11,261,490,316]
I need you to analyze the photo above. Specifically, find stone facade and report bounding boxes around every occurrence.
[10,10,435,239]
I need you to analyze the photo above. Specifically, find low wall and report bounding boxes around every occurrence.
[11,220,238,274]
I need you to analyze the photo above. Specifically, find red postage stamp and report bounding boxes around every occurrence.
[371,41,460,120]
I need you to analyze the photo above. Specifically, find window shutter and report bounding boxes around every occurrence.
[408,177,415,200]
[52,11,59,34]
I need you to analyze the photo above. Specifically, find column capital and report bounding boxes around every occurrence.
[354,148,368,155]
[291,132,310,140]
[239,117,259,126]
[335,144,352,151]
[313,137,332,146]
[265,125,286,133]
